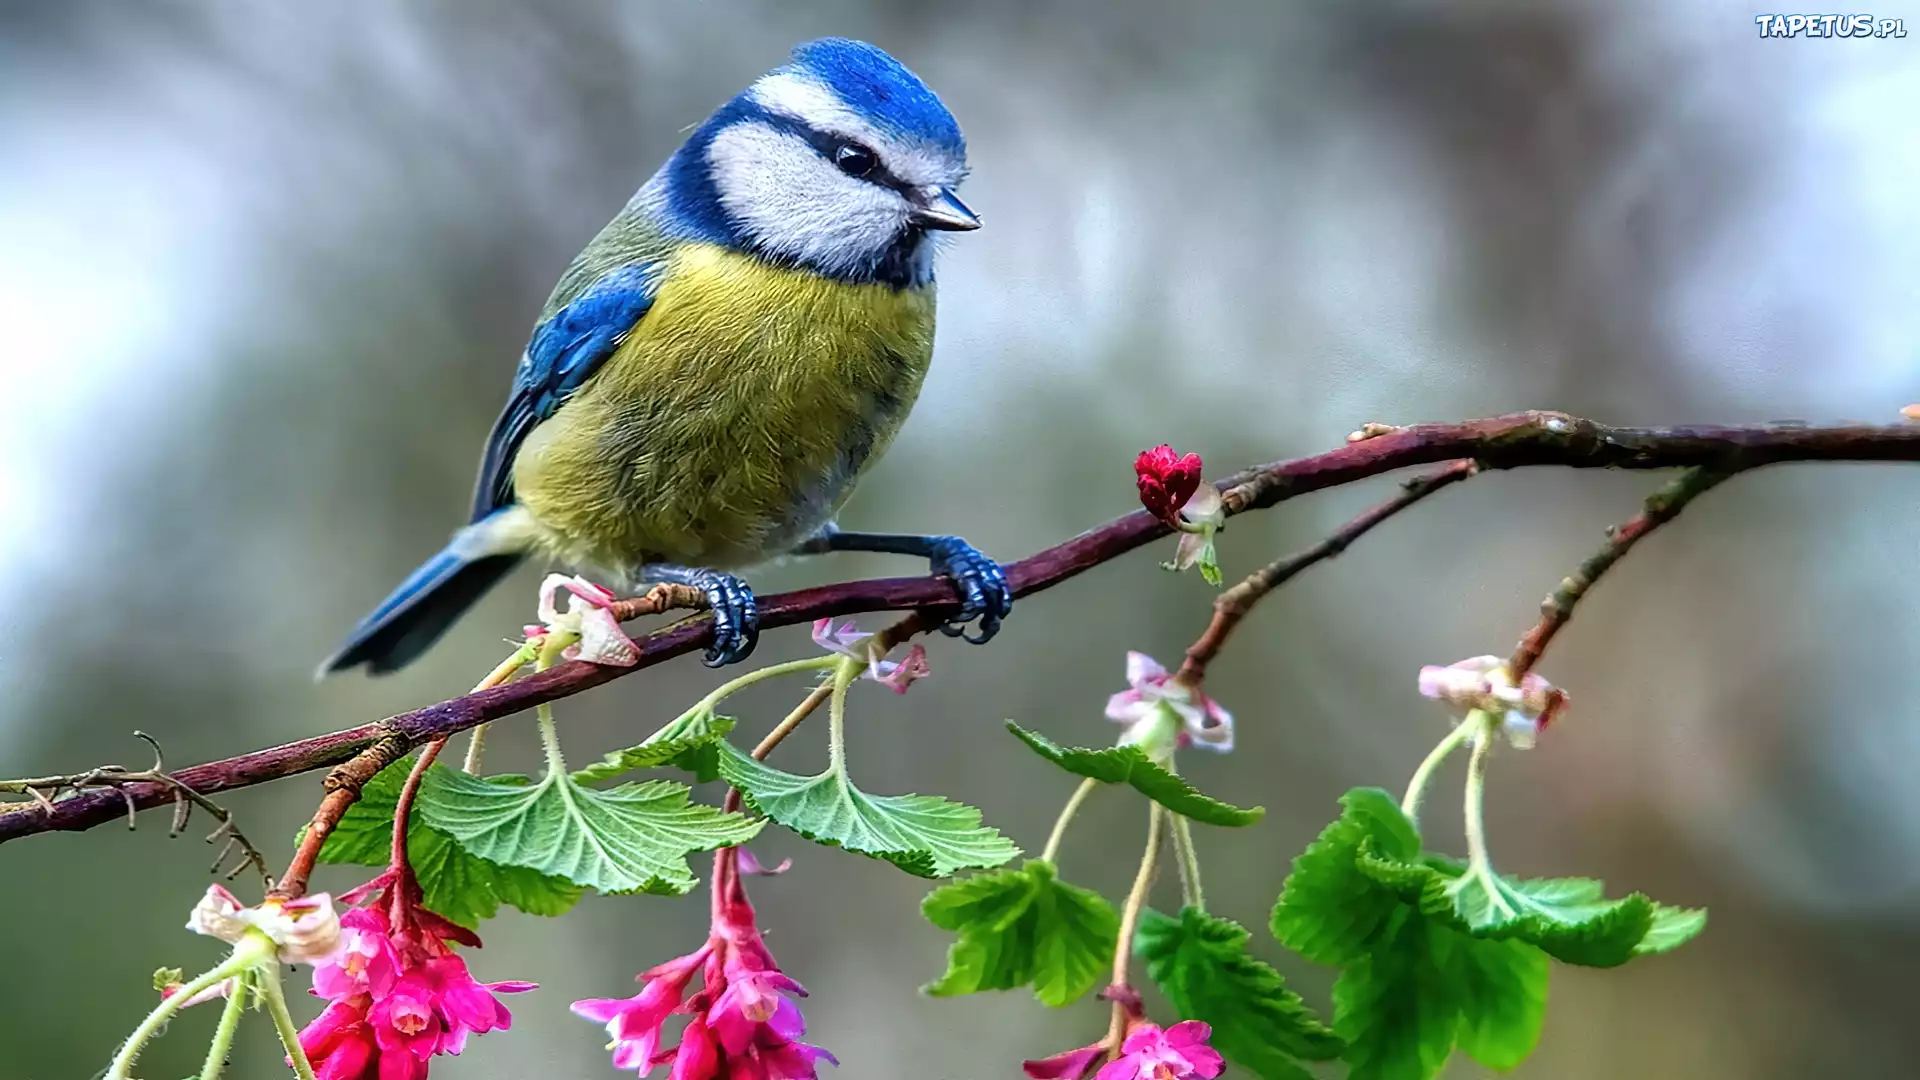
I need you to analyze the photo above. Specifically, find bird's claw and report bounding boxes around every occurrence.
[924,535,1013,645]
[697,572,761,667]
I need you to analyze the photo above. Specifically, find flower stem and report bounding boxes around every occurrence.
[532,634,572,775]
[1040,777,1099,864]
[1400,714,1479,827]
[197,971,248,1080]
[257,953,318,1080]
[705,656,839,713]
[1169,812,1205,912]
[825,656,859,776]
[107,934,271,1080]
[1107,801,1165,1055]
[460,643,539,774]
[1454,711,1514,918]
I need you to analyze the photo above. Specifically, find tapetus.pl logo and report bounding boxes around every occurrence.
[1755,14,1907,36]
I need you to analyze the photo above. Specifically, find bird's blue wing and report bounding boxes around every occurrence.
[470,262,659,520]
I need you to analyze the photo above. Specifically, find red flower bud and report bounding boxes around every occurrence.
[1135,445,1204,527]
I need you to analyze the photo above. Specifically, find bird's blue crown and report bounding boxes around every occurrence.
[643,38,969,287]
[782,37,965,158]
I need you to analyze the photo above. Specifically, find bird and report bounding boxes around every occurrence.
[321,37,1011,675]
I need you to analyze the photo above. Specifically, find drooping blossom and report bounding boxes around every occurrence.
[535,573,641,666]
[1135,445,1204,528]
[1106,652,1234,757]
[1097,1022,1224,1080]
[1418,655,1568,748]
[299,872,535,1079]
[187,884,341,964]
[812,616,931,694]
[1023,1022,1224,1080]
[572,849,835,1078]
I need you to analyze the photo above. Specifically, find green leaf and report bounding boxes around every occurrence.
[1136,906,1342,1077]
[715,743,1017,878]
[1636,903,1709,955]
[314,758,584,927]
[1271,788,1418,965]
[417,766,760,896]
[1281,787,1701,1079]
[571,713,736,785]
[1332,909,1548,1080]
[921,860,1116,1006]
[1005,723,1263,827]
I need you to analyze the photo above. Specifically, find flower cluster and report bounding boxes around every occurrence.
[1024,1021,1225,1080]
[812,617,930,694]
[1107,652,1234,757]
[573,853,834,1078]
[1418,654,1568,749]
[299,878,534,1080]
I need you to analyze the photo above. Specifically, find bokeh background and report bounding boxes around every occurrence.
[4,2,1919,1077]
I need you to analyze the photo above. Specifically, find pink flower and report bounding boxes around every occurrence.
[299,997,394,1080]
[313,907,398,1002]
[574,850,834,1078]
[370,973,443,1061]
[1417,655,1568,749]
[811,617,931,694]
[1024,1043,1106,1079]
[1096,1022,1224,1080]
[1135,446,1204,528]
[538,573,640,666]
[1105,652,1234,757]
[299,875,534,1077]
[571,948,711,1071]
[425,954,534,1054]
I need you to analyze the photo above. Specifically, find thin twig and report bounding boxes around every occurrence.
[0,733,271,885]
[1507,467,1734,680]
[270,734,409,900]
[1175,460,1478,686]
[10,412,1920,843]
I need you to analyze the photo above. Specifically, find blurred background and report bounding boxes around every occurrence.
[3,1,1918,1076]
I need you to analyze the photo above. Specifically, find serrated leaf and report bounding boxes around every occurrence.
[313,758,583,927]
[921,860,1116,1006]
[716,743,1017,878]
[571,714,736,784]
[1272,788,1417,965]
[1137,906,1342,1077]
[1333,909,1548,1080]
[1635,903,1708,955]
[1005,723,1263,827]
[417,766,760,896]
[1444,928,1548,1070]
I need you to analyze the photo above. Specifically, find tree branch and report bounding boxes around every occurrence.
[7,411,1918,844]
[1174,460,1479,687]
[1506,466,1733,680]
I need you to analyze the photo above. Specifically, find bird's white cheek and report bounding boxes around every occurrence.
[708,123,908,276]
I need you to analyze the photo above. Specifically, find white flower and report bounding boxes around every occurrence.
[1105,651,1235,759]
[1417,655,1568,749]
[187,885,341,964]
[536,574,640,666]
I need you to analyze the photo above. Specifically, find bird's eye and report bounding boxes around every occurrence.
[834,143,877,179]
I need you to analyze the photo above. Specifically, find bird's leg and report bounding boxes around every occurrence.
[793,527,1013,644]
[639,565,760,667]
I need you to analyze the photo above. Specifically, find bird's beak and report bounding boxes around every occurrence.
[909,186,981,231]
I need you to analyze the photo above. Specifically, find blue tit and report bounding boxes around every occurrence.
[322,38,1010,675]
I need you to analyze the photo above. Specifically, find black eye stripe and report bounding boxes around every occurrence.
[748,109,913,191]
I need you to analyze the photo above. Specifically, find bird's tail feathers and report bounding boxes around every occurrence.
[319,515,527,677]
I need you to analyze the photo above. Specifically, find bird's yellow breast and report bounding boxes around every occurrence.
[511,242,935,575]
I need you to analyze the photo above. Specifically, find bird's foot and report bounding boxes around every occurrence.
[643,565,760,666]
[923,536,1013,645]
